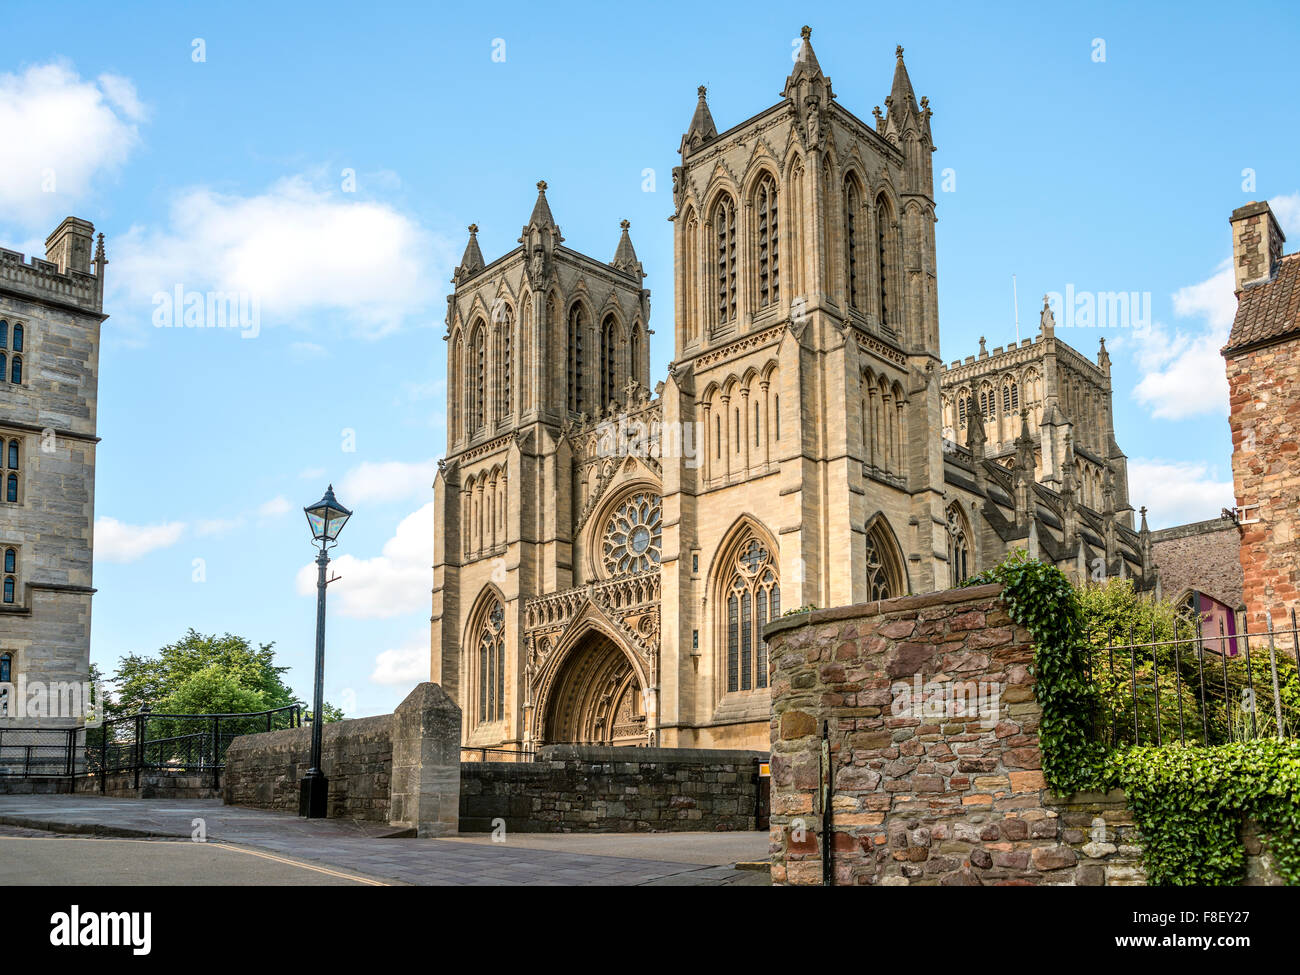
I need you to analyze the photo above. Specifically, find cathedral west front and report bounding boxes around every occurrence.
[431,29,1154,754]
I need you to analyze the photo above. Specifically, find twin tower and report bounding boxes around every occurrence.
[432,30,945,752]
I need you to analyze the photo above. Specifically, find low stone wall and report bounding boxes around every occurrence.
[222,714,393,821]
[460,745,767,833]
[764,584,1284,885]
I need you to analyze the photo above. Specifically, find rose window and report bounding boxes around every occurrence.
[601,492,662,576]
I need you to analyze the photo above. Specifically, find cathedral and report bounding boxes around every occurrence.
[430,30,1153,754]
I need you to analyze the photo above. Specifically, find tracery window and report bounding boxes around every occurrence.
[601,314,619,408]
[713,196,737,326]
[754,174,779,309]
[601,492,662,576]
[477,599,506,724]
[494,305,512,421]
[725,538,779,692]
[471,324,486,432]
[865,521,905,601]
[947,503,971,584]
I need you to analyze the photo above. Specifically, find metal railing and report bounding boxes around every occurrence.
[1088,608,1300,747]
[85,704,303,790]
[0,727,84,777]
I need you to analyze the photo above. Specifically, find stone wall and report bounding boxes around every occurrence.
[764,584,1284,885]
[222,714,393,821]
[460,745,766,833]
[1150,515,1243,608]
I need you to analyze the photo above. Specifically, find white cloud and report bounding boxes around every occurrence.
[370,635,429,686]
[258,495,292,517]
[1128,459,1234,530]
[338,458,435,504]
[296,502,432,618]
[0,63,143,226]
[110,175,453,337]
[94,517,184,563]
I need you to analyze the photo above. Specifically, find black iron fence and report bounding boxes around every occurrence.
[1088,608,1300,747]
[0,705,302,787]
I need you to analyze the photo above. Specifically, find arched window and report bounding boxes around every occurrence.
[724,536,779,692]
[5,474,15,504]
[470,323,486,432]
[630,323,641,383]
[494,305,512,421]
[754,174,779,309]
[11,324,21,353]
[601,314,618,408]
[476,598,506,724]
[450,333,463,441]
[10,356,20,385]
[0,321,6,347]
[947,503,971,585]
[713,195,737,326]
[1002,383,1011,413]
[875,196,896,328]
[567,304,585,415]
[1010,381,1019,411]
[3,547,14,603]
[6,439,16,470]
[0,652,10,683]
[958,393,968,428]
[0,354,5,383]
[682,208,700,343]
[845,178,862,309]
[864,519,906,601]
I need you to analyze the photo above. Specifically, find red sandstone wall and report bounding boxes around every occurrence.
[765,584,1132,886]
[1227,343,1300,627]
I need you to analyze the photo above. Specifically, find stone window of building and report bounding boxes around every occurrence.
[601,314,618,409]
[0,322,23,385]
[494,305,512,422]
[470,322,487,432]
[724,537,779,693]
[450,332,464,442]
[845,178,863,310]
[947,503,972,584]
[864,519,906,601]
[713,195,737,326]
[0,652,10,682]
[754,174,779,309]
[602,491,662,576]
[875,196,897,329]
[4,437,18,503]
[3,547,15,603]
[567,304,585,415]
[477,598,506,724]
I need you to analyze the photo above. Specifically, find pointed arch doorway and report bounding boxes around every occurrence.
[539,630,647,746]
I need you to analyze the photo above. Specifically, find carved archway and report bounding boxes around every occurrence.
[539,629,647,746]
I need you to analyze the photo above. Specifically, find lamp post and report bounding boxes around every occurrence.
[299,484,352,818]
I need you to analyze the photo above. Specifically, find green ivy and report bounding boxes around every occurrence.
[964,550,1299,885]
[962,549,1106,793]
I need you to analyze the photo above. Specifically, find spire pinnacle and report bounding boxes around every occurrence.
[783,25,830,100]
[527,180,558,232]
[611,219,643,278]
[681,85,718,155]
[453,223,485,283]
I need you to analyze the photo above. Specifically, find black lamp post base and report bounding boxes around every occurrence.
[299,771,329,818]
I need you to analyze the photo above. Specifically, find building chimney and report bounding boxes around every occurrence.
[45,216,96,275]
[1230,201,1285,293]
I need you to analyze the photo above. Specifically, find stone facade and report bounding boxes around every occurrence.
[764,586,1283,885]
[461,745,765,833]
[431,29,1154,759]
[1150,515,1243,609]
[0,217,107,728]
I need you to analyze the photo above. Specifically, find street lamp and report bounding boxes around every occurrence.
[299,484,351,818]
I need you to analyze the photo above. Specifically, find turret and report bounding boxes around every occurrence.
[680,86,718,157]
[611,219,644,280]
[452,224,485,284]
[519,180,563,288]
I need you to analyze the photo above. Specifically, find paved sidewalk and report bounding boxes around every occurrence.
[0,796,769,886]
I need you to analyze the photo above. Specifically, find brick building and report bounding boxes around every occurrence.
[1223,200,1299,627]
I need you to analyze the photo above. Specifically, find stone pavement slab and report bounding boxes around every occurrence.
[0,796,770,887]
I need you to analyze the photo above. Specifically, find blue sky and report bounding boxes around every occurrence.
[2,0,1296,716]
